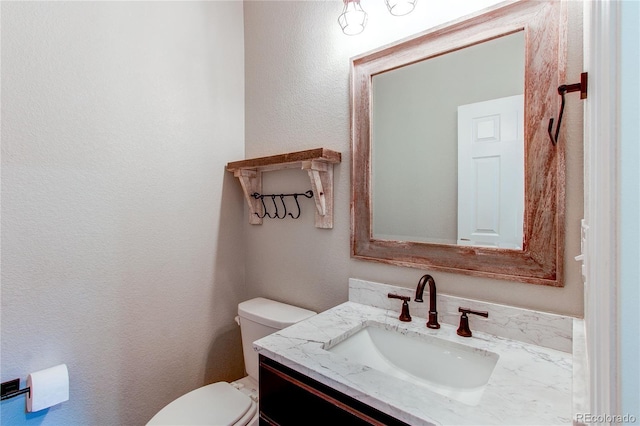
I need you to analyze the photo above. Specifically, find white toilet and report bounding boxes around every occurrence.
[147,297,316,426]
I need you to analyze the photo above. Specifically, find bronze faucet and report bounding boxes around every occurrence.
[456,307,489,337]
[415,274,439,329]
[387,293,412,322]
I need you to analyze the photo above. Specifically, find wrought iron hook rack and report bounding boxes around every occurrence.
[251,190,314,220]
[226,148,341,229]
[548,72,588,146]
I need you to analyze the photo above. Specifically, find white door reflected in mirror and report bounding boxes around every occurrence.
[457,95,524,249]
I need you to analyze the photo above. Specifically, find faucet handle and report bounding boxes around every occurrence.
[458,307,489,317]
[387,293,412,322]
[456,307,488,337]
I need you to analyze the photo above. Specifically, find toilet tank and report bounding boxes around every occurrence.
[237,297,316,381]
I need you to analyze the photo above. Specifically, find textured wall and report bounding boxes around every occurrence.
[243,0,584,317]
[1,2,246,425]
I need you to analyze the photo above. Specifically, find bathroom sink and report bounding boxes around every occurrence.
[325,325,499,405]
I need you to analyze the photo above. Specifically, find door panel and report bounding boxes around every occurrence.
[457,95,524,249]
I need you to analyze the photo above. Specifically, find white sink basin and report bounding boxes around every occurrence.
[325,325,499,405]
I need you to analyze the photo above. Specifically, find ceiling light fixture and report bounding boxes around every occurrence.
[338,0,368,36]
[338,0,417,35]
[385,0,417,16]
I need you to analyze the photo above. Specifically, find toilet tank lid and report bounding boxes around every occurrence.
[238,297,316,329]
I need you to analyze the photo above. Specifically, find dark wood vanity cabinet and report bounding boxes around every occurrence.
[259,355,409,426]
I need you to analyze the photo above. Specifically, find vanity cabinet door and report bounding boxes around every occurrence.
[259,355,409,426]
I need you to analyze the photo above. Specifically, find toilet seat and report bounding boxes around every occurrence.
[147,382,257,426]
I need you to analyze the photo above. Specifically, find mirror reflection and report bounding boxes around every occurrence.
[371,31,525,249]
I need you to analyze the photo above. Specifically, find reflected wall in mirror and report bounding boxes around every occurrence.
[372,31,525,248]
[351,0,567,286]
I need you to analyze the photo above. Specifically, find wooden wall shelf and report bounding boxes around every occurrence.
[226,148,341,228]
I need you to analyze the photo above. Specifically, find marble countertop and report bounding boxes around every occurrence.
[254,300,573,425]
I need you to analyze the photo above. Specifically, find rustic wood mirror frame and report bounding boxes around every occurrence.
[350,0,567,286]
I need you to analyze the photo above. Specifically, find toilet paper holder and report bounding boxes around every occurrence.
[2,364,69,412]
[0,378,30,401]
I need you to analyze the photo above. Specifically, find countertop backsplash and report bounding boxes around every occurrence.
[349,278,574,353]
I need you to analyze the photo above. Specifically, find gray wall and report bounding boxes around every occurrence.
[1,2,246,425]
[243,0,584,317]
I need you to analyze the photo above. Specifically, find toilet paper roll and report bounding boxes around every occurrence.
[27,364,69,412]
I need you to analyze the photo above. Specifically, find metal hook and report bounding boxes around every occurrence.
[278,195,288,219]
[288,194,302,219]
[270,195,280,218]
[251,192,268,218]
[287,190,313,219]
[548,72,588,146]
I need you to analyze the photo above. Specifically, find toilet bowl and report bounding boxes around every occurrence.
[147,298,316,426]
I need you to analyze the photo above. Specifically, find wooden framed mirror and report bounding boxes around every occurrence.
[350,0,567,286]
